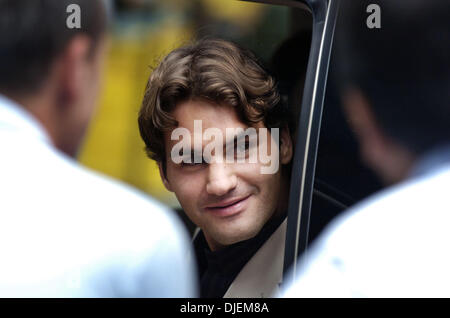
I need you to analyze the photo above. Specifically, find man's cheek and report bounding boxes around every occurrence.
[234,162,260,177]
[177,187,200,212]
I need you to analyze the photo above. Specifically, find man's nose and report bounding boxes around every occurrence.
[206,162,238,196]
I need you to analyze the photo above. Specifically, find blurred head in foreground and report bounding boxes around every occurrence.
[138,38,293,251]
[0,0,107,157]
[337,0,450,184]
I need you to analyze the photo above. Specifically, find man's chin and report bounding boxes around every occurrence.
[211,227,262,246]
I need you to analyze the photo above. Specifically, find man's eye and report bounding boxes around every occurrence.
[235,140,250,156]
[181,162,201,166]
[181,157,207,167]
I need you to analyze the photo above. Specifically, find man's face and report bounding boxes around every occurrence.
[161,98,292,251]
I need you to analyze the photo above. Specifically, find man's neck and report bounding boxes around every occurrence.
[203,210,287,252]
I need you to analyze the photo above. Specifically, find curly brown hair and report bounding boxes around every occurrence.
[138,38,289,168]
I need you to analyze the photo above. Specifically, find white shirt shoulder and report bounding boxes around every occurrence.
[283,165,450,297]
[0,96,197,297]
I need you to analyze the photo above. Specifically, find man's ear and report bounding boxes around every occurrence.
[158,161,173,192]
[280,126,293,165]
[58,35,91,106]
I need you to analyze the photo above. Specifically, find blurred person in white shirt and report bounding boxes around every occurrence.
[283,0,450,297]
[0,0,196,297]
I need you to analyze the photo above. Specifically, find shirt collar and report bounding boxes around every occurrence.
[194,213,286,275]
[0,94,52,145]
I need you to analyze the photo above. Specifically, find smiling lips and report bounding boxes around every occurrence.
[204,195,252,217]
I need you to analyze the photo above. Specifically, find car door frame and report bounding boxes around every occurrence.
[242,0,340,286]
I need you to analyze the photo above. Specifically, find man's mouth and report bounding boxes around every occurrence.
[204,195,252,217]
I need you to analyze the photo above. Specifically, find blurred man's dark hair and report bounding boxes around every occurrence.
[0,0,106,95]
[0,0,107,157]
[336,0,450,156]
